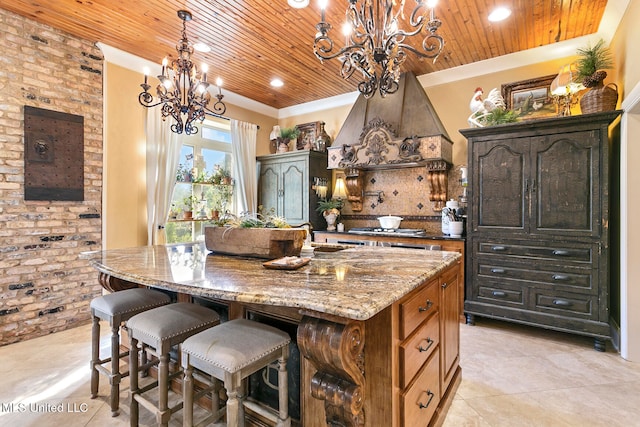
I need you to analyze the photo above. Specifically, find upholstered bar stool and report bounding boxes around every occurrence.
[127,302,220,427]
[90,288,171,416]
[181,318,291,427]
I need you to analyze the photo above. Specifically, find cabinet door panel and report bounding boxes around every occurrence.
[259,165,280,214]
[281,161,306,224]
[532,131,600,237]
[473,139,528,232]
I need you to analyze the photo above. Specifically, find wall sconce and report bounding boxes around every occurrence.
[332,177,348,207]
[550,63,585,116]
[313,177,329,199]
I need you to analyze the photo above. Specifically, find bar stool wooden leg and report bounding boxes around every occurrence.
[277,346,290,427]
[183,359,194,427]
[90,315,100,399]
[129,335,140,427]
[226,386,240,427]
[110,324,121,416]
[158,353,170,427]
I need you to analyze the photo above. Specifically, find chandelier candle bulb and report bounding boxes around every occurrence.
[319,0,327,21]
[201,63,208,82]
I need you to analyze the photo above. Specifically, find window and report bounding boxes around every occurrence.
[165,118,233,244]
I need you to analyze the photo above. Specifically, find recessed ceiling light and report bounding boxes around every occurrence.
[288,0,310,8]
[193,42,211,53]
[271,78,284,88]
[488,6,512,22]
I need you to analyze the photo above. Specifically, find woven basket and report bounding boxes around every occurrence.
[580,82,618,114]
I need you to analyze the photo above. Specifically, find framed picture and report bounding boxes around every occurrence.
[295,121,321,150]
[501,74,557,120]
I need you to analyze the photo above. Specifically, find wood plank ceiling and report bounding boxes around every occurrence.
[2,0,607,109]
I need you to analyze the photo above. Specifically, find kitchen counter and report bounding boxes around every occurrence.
[83,243,462,426]
[83,242,460,321]
[314,230,467,320]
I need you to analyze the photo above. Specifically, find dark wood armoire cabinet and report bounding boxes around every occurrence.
[460,111,621,351]
[257,150,331,231]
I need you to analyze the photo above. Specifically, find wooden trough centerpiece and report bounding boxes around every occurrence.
[204,226,306,259]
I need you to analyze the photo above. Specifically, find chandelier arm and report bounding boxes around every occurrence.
[138,92,167,109]
[396,33,445,59]
[314,38,372,61]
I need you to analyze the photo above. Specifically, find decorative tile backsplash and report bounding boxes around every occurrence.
[338,164,466,234]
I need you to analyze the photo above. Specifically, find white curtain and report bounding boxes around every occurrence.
[230,120,258,214]
[145,109,181,245]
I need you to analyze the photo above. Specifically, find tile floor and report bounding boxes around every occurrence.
[0,318,639,426]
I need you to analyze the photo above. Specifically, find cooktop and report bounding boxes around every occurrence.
[347,227,427,237]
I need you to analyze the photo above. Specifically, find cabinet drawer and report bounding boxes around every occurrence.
[477,241,593,263]
[400,278,439,340]
[477,261,594,291]
[401,351,440,427]
[400,311,439,389]
[477,284,525,306]
[533,290,596,317]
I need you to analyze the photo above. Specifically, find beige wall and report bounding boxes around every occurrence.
[104,63,147,249]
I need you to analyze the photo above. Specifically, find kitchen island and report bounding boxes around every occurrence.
[84,243,462,426]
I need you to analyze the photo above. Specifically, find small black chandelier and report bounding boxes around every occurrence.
[314,0,445,98]
[138,10,226,135]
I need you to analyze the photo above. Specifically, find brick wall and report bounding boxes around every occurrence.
[0,9,103,346]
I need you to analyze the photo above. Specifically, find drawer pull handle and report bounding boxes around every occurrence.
[552,299,571,306]
[418,390,435,409]
[441,282,448,289]
[418,337,434,353]
[492,291,507,298]
[552,250,570,256]
[418,300,433,312]
[491,268,505,274]
[552,274,569,281]
[491,246,507,252]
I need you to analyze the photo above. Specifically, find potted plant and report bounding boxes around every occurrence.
[182,194,200,220]
[574,39,618,113]
[316,199,342,231]
[277,127,300,153]
[176,163,192,182]
[209,165,232,185]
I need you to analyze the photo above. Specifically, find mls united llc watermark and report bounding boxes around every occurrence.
[1,401,89,413]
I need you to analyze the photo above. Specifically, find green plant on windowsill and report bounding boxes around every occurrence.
[176,164,193,182]
[210,165,232,185]
[182,195,200,212]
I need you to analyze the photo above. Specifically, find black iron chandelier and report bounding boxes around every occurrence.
[314,0,445,98]
[138,10,226,135]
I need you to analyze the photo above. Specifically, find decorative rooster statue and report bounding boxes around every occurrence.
[467,87,506,127]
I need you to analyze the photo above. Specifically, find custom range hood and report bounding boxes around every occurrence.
[327,72,453,211]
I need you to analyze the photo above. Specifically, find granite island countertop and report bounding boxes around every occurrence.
[83,243,461,321]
